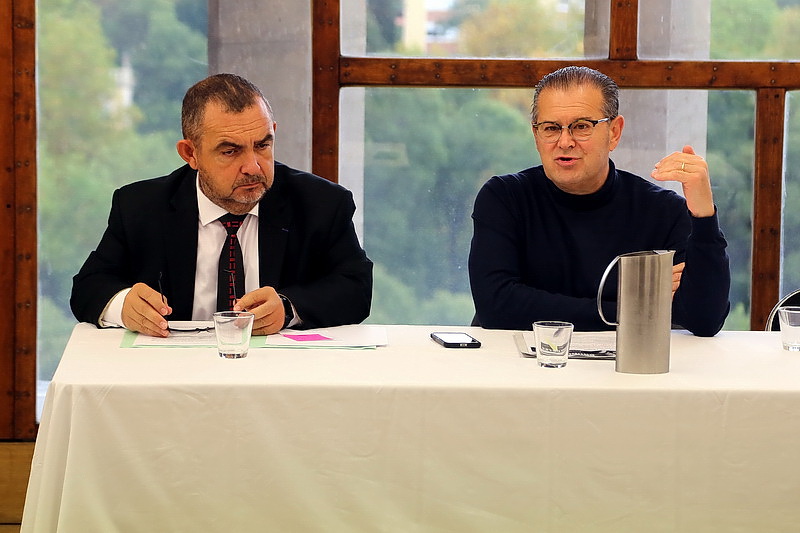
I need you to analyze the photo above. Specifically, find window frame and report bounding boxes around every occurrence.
[2,0,37,439]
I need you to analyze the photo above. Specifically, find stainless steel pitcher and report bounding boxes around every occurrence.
[597,250,675,374]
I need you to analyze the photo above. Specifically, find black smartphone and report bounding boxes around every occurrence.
[430,332,481,348]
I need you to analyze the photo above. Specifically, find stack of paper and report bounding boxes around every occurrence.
[261,325,388,349]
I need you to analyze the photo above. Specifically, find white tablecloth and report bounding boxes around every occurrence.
[21,324,800,532]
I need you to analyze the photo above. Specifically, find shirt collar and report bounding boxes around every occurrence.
[195,173,259,227]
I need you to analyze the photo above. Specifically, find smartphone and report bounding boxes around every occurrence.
[430,332,481,348]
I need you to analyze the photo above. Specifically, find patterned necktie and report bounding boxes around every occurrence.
[217,213,247,311]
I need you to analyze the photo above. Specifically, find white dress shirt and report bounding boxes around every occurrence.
[192,178,260,319]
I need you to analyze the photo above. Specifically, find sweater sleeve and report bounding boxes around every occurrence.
[670,210,731,336]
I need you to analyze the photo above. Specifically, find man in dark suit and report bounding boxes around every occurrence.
[71,73,373,337]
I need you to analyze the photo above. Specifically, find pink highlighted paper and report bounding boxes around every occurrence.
[263,325,388,348]
[282,333,333,342]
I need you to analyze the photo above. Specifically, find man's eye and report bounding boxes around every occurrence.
[572,122,591,131]
[542,124,561,133]
[256,142,272,150]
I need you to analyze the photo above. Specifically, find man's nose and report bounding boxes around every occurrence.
[556,126,576,148]
[241,151,262,174]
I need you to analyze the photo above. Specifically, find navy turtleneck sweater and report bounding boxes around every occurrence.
[468,160,730,336]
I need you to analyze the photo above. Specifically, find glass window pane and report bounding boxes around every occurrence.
[640,0,800,60]
[340,87,535,325]
[783,91,800,296]
[706,90,755,329]
[342,0,608,59]
[711,0,800,60]
[37,0,207,415]
[339,87,754,329]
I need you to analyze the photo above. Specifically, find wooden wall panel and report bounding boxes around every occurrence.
[0,0,17,440]
[0,442,34,525]
[0,0,37,439]
[13,0,38,441]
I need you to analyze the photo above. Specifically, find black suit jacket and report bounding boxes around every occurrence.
[71,162,373,329]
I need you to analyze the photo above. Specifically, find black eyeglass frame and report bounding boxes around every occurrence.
[531,117,614,143]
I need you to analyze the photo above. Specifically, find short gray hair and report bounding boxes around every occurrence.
[531,66,619,122]
[181,73,274,143]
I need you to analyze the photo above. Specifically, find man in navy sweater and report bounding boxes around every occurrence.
[468,66,730,336]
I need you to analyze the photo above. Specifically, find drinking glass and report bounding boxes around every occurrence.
[533,321,573,368]
[213,311,255,359]
[778,306,800,351]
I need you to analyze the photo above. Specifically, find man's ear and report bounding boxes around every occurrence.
[176,139,198,169]
[608,115,625,152]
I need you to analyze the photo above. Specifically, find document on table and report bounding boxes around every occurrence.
[516,330,616,359]
[123,323,388,349]
[126,321,217,348]
[261,324,388,349]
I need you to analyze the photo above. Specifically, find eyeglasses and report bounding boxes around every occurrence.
[531,117,612,143]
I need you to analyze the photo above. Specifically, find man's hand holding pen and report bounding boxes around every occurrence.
[234,287,286,335]
[119,282,288,337]
[121,282,173,338]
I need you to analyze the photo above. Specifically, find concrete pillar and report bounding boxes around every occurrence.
[208,0,312,171]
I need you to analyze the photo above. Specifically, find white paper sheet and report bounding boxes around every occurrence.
[262,324,388,349]
[132,330,216,347]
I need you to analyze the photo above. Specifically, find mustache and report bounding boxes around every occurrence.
[232,175,267,188]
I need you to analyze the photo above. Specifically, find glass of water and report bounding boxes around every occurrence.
[533,321,574,368]
[213,311,255,359]
[778,306,800,351]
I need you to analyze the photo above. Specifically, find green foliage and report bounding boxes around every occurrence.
[38,1,124,156]
[39,131,181,309]
[365,264,476,326]
[95,0,207,135]
[363,88,532,321]
[705,90,755,325]
[444,0,491,29]
[367,0,403,52]
[459,0,584,57]
[123,6,207,134]
[38,297,79,381]
[175,0,208,34]
[724,301,751,331]
[710,0,779,59]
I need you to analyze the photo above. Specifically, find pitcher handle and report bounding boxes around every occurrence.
[597,255,620,326]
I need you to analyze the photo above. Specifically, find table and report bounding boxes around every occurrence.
[22,324,800,532]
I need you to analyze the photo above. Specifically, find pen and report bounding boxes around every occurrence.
[157,272,170,332]
[224,269,244,308]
